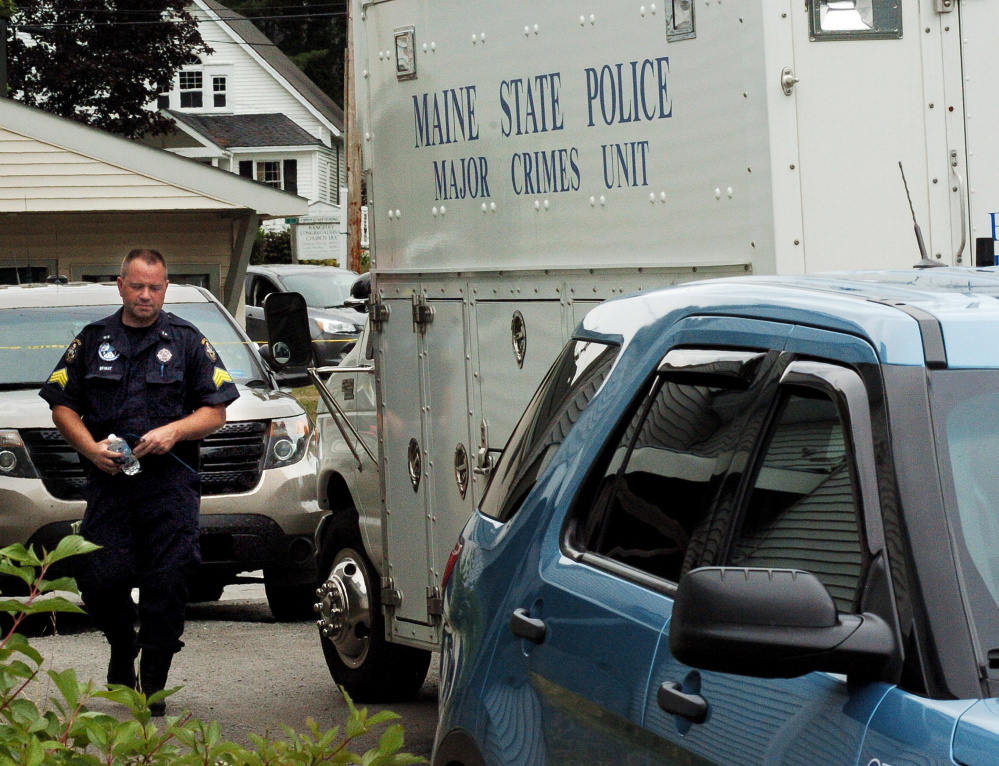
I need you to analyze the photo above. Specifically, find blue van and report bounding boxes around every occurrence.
[433,270,999,766]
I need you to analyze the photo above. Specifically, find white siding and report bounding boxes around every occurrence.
[318,154,330,204]
[0,128,238,214]
[234,149,315,202]
[336,143,346,202]
[162,9,329,145]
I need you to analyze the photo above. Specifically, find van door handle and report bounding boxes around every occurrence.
[510,608,546,644]
[657,681,708,724]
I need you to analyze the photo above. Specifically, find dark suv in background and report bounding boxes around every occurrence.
[244,265,365,367]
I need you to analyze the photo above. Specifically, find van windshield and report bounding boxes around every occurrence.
[930,369,999,667]
[0,302,266,388]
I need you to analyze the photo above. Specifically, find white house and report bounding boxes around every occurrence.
[142,0,345,214]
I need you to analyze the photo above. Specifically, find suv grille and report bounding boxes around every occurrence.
[21,422,268,501]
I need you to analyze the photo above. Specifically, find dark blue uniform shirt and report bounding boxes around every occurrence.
[39,308,240,474]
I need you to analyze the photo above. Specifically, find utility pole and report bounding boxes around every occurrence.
[345,0,363,274]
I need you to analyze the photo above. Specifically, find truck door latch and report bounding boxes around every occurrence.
[412,293,435,332]
[473,419,494,476]
[381,577,402,608]
[781,67,798,96]
[427,586,443,619]
[370,295,390,328]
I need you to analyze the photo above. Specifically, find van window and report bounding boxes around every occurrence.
[478,339,618,523]
[580,379,757,584]
[728,390,864,613]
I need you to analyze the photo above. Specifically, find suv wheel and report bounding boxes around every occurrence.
[315,511,431,701]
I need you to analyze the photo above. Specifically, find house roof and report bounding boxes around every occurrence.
[197,0,344,132]
[0,97,308,217]
[167,111,322,149]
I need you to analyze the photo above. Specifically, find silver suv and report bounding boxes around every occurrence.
[0,282,321,620]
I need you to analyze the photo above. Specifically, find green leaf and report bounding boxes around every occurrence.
[47,668,81,709]
[345,708,368,740]
[43,536,100,566]
[389,755,427,765]
[0,598,36,614]
[20,598,86,616]
[366,710,400,727]
[23,736,44,766]
[35,577,80,596]
[377,724,405,755]
[4,633,43,665]
[0,544,41,568]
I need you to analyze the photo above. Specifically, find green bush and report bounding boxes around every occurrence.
[0,537,423,765]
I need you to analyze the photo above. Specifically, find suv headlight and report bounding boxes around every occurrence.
[263,415,312,470]
[315,317,361,335]
[0,430,39,479]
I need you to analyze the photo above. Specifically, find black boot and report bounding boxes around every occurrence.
[139,648,174,717]
[107,641,138,688]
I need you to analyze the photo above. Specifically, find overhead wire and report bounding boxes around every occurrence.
[13,2,345,12]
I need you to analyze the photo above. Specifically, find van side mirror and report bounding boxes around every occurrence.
[263,292,313,369]
[670,567,898,681]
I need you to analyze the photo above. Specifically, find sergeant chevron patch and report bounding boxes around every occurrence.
[48,368,69,389]
[212,367,233,388]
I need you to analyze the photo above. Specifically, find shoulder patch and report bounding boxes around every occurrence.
[212,367,233,388]
[65,338,81,364]
[48,368,69,389]
[202,337,217,362]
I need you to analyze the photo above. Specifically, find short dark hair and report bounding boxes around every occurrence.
[121,249,168,279]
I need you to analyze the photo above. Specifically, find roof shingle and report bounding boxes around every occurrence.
[167,111,322,148]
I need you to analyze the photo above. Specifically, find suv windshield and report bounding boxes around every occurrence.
[279,272,356,308]
[0,301,267,388]
[930,369,999,663]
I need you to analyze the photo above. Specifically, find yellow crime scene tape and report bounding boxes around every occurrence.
[0,339,354,351]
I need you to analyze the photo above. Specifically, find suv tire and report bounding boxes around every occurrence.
[316,511,431,702]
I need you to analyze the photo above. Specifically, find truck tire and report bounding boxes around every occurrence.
[264,579,316,621]
[316,512,431,702]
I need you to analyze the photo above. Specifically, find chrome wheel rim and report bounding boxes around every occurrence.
[315,548,372,668]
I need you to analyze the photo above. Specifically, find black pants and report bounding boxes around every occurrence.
[76,463,201,654]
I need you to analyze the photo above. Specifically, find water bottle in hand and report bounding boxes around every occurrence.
[107,433,140,476]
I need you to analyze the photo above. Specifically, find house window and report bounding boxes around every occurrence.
[283,160,298,196]
[179,70,203,108]
[238,161,253,178]
[213,76,227,108]
[257,161,282,188]
[157,93,170,110]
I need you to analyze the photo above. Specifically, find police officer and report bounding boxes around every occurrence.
[39,249,239,716]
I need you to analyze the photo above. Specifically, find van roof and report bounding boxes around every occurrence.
[0,282,211,310]
[580,268,999,369]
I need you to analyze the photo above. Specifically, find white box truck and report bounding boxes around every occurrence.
[298,0,999,700]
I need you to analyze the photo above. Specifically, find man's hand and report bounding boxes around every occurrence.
[86,439,124,475]
[133,424,180,458]
[134,405,226,458]
[51,406,124,475]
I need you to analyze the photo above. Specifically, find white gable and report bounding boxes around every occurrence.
[156,1,337,145]
[0,98,307,218]
[0,127,238,214]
